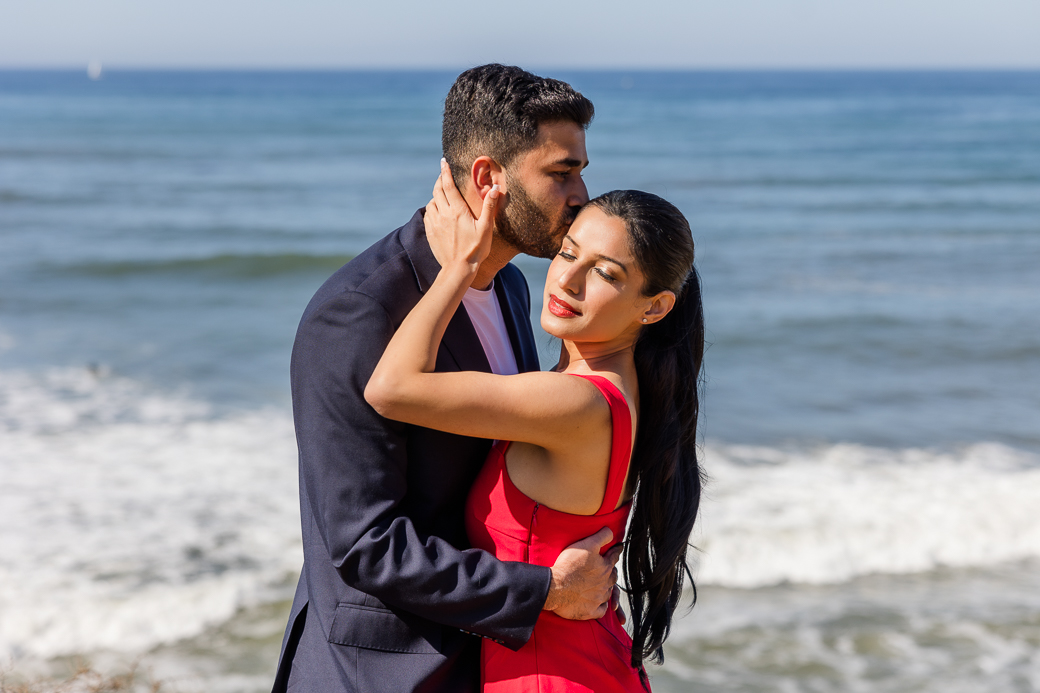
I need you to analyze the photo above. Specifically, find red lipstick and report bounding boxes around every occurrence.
[548,294,581,318]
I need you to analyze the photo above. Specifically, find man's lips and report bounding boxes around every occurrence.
[548,294,581,318]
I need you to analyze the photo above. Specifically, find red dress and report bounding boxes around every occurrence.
[465,374,648,692]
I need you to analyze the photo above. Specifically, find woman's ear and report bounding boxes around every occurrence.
[641,290,676,325]
[471,156,506,200]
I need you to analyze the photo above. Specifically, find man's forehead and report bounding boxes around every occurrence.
[527,121,589,166]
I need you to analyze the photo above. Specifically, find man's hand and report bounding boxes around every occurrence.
[612,584,627,625]
[544,527,623,621]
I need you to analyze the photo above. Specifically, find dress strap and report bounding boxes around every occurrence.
[568,374,634,515]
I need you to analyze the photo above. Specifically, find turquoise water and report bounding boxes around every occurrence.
[2,70,1039,691]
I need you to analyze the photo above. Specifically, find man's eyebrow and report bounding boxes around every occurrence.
[553,157,588,169]
[562,235,628,272]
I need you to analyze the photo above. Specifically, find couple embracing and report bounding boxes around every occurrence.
[273,64,704,693]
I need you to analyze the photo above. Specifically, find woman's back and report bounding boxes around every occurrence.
[499,366,638,515]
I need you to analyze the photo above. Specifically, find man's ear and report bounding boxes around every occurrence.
[642,290,676,325]
[471,156,506,200]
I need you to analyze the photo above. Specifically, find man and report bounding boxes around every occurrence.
[272,64,621,693]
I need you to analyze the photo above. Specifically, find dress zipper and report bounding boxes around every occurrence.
[525,503,539,563]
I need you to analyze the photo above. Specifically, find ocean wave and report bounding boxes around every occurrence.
[0,368,301,659]
[693,441,1040,588]
[53,253,354,280]
[0,367,209,433]
[4,368,1040,658]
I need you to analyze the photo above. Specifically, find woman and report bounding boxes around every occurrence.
[364,170,704,692]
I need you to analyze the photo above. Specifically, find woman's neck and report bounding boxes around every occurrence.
[555,337,637,374]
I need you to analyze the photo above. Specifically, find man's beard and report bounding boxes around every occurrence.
[495,176,577,259]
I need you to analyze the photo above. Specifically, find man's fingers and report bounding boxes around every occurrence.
[610,583,626,625]
[584,527,614,552]
[604,542,624,567]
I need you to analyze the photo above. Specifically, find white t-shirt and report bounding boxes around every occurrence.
[462,280,519,376]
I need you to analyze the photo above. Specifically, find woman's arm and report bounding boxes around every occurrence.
[364,163,606,451]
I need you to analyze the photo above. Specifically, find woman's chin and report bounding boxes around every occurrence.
[540,312,571,340]
[539,314,556,337]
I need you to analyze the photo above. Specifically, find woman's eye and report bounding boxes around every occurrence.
[558,251,576,261]
[595,268,617,283]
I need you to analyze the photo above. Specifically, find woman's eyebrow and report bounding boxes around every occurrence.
[596,255,628,272]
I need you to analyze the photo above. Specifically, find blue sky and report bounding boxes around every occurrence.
[3,0,1039,69]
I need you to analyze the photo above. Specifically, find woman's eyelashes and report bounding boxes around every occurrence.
[557,252,618,284]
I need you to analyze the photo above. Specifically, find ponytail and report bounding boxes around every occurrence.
[626,270,704,674]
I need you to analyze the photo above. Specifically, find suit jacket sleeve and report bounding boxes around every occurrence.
[291,288,551,650]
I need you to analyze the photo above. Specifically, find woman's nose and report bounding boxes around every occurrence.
[557,266,583,295]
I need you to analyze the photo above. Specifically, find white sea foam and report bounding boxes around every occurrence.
[0,368,301,660]
[693,441,1040,588]
[4,367,1040,660]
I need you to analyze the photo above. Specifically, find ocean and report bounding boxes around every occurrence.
[1,69,1039,692]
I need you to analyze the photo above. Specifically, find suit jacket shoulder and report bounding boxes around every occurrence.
[301,210,428,327]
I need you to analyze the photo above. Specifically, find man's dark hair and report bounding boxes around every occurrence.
[442,64,594,190]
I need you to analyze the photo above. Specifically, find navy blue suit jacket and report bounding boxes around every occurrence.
[273,210,551,693]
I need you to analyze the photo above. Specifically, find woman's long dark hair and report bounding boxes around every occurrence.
[587,190,704,683]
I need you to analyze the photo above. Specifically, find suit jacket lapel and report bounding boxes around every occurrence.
[400,208,492,374]
[442,306,492,373]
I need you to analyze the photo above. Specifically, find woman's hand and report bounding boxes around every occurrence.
[424,158,499,274]
[366,160,502,421]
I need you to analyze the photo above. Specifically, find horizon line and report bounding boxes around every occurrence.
[3,64,1040,73]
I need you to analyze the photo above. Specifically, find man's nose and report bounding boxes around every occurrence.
[569,176,589,207]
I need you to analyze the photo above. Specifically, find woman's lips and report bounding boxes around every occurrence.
[548,294,581,318]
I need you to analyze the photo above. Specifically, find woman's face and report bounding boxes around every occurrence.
[540,205,653,345]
